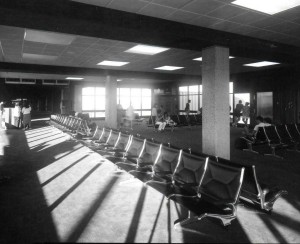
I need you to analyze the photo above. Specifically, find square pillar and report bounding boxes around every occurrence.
[202,46,230,159]
[105,75,117,129]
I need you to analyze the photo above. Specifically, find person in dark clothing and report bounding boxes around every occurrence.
[233,100,244,127]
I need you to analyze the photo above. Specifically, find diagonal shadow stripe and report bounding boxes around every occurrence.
[25,128,54,135]
[48,163,101,211]
[167,199,171,243]
[27,131,57,140]
[27,133,62,143]
[259,215,287,243]
[41,154,89,187]
[125,186,148,243]
[66,175,120,242]
[148,195,165,243]
[28,136,68,147]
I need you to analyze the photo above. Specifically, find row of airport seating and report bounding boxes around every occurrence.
[49,114,287,229]
[241,123,300,159]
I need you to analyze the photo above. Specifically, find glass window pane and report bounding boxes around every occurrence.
[134,110,141,116]
[142,97,151,109]
[82,87,94,95]
[200,95,202,109]
[200,85,202,94]
[86,112,95,118]
[95,96,105,110]
[120,96,130,109]
[95,112,105,118]
[82,96,95,110]
[142,88,151,97]
[131,96,141,110]
[179,86,188,95]
[189,85,198,94]
[120,88,130,96]
[229,82,233,94]
[189,95,198,111]
[131,88,141,97]
[95,87,105,95]
[230,94,233,112]
[179,95,188,110]
[142,110,151,116]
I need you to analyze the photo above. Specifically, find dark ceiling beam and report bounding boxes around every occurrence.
[0,0,299,65]
[0,62,200,81]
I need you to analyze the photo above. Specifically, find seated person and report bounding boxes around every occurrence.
[155,112,167,132]
[243,116,271,139]
[164,112,176,127]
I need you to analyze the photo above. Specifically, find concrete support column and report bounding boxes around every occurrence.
[202,46,230,159]
[105,75,117,129]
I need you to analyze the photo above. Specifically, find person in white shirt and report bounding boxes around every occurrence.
[151,104,158,124]
[244,116,271,138]
[22,102,32,130]
[14,102,22,128]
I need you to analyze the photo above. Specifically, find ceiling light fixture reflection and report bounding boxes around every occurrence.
[66,77,84,80]
[193,56,235,61]
[154,66,184,71]
[125,44,169,55]
[232,0,300,15]
[243,61,280,67]
[97,60,129,66]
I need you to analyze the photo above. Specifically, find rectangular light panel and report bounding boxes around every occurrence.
[25,29,75,45]
[66,77,84,80]
[243,61,280,67]
[97,60,129,66]
[125,44,169,55]
[232,0,300,15]
[155,66,184,71]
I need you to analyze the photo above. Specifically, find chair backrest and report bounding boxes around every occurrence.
[137,141,161,165]
[106,130,120,146]
[115,133,131,150]
[215,157,259,196]
[173,150,208,186]
[126,136,146,158]
[99,128,111,143]
[153,146,180,174]
[276,124,292,143]
[170,115,180,124]
[199,160,244,205]
[263,126,280,144]
[255,127,267,141]
[286,124,300,140]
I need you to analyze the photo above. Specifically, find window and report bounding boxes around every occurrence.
[179,82,233,115]
[179,85,202,114]
[117,88,152,116]
[82,87,105,118]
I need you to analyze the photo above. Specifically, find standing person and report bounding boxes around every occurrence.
[14,102,22,128]
[151,104,158,125]
[242,102,250,126]
[233,100,244,127]
[185,100,191,116]
[22,102,32,130]
[159,105,165,116]
[0,101,4,130]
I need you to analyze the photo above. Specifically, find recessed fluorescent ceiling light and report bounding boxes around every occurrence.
[155,66,184,71]
[193,56,235,61]
[97,60,129,66]
[22,53,58,61]
[66,77,84,80]
[244,61,280,67]
[125,44,169,55]
[232,0,300,15]
[25,29,75,45]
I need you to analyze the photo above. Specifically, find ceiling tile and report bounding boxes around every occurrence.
[182,0,225,15]
[274,6,300,21]
[228,11,267,25]
[207,4,248,20]
[138,3,177,18]
[191,15,223,27]
[107,0,149,13]
[150,0,193,9]
[265,21,300,36]
[229,25,259,35]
